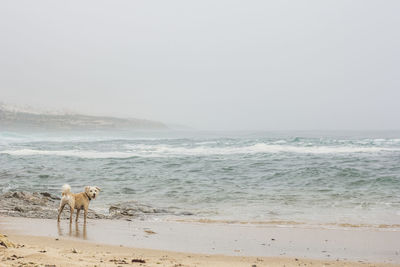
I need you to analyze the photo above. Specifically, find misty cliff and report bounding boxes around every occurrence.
[0,105,167,130]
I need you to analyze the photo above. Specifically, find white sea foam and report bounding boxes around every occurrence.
[1,143,399,158]
[126,143,400,156]
[0,149,137,159]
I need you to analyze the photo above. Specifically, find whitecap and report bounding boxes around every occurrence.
[0,149,137,159]
[1,144,399,159]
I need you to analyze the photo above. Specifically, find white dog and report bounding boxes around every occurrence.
[57,184,100,223]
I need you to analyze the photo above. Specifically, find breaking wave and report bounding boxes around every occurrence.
[1,143,399,159]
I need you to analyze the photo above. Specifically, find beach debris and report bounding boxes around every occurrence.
[179,211,194,216]
[11,254,23,259]
[131,258,146,263]
[0,234,15,248]
[39,249,47,253]
[109,258,129,264]
[5,254,23,261]
[144,229,157,235]
[44,265,56,267]
[271,238,275,241]
[72,248,79,253]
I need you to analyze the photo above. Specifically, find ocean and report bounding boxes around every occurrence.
[1,130,399,228]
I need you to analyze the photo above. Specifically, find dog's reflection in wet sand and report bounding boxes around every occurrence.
[57,221,87,240]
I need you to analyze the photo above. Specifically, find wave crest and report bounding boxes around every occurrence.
[1,143,399,159]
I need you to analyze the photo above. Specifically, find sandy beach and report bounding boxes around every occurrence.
[1,216,399,267]
[2,232,392,267]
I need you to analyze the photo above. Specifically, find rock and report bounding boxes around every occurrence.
[1,191,191,220]
[0,191,104,220]
[108,200,192,219]
[40,192,60,200]
[13,206,24,212]
[178,211,194,216]
[109,201,168,217]
[132,259,146,263]
[0,234,15,248]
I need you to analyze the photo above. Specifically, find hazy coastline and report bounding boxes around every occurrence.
[0,104,168,131]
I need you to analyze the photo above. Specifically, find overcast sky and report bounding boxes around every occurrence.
[0,1,399,130]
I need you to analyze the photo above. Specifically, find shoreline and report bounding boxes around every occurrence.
[1,216,399,266]
[2,191,400,231]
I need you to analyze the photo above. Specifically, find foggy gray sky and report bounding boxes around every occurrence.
[0,1,399,131]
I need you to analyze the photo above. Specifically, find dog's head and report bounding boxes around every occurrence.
[85,186,101,200]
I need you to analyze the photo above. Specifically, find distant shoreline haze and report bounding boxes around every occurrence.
[0,104,168,131]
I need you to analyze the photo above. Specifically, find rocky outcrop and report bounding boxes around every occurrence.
[108,201,194,219]
[0,191,193,220]
[109,201,169,219]
[0,191,105,219]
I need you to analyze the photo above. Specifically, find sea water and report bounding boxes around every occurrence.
[1,130,399,228]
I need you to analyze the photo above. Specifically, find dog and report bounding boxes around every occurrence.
[57,184,101,223]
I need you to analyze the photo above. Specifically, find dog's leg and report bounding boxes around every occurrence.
[76,209,80,222]
[57,202,66,222]
[84,208,88,224]
[69,206,74,224]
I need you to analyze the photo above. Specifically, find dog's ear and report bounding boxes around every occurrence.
[95,186,101,192]
[85,186,90,193]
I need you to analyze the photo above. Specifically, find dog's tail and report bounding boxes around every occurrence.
[62,184,71,196]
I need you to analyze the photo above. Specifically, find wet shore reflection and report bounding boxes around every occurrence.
[57,221,87,239]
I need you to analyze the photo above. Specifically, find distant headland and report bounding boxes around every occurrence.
[0,103,168,130]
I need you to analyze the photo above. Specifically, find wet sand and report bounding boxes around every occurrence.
[1,216,400,266]
[4,233,397,267]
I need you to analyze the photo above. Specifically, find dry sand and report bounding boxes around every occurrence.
[1,233,397,267]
